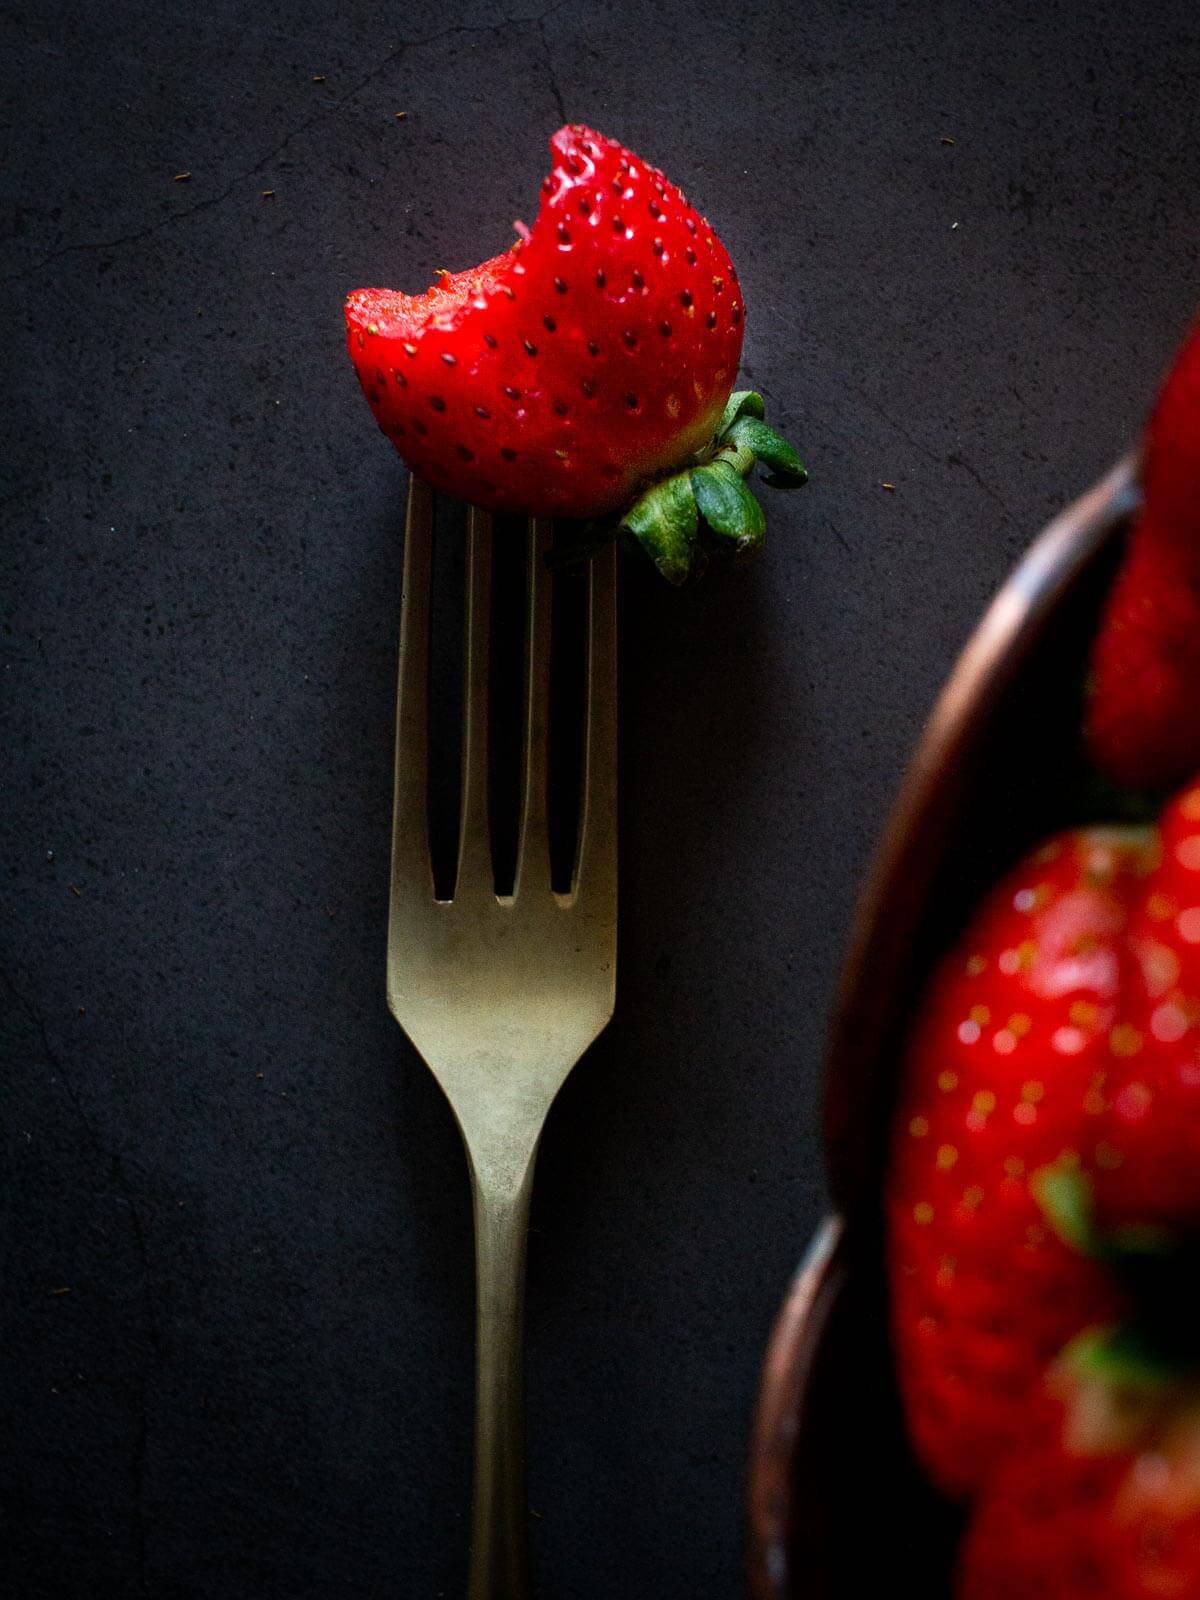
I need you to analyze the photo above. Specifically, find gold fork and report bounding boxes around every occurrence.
[387,478,618,1599]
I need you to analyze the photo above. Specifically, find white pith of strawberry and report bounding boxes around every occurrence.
[345,124,806,582]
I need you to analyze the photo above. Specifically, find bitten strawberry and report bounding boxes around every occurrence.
[1088,317,1200,789]
[957,1331,1200,1600]
[887,826,1157,1499]
[345,125,806,582]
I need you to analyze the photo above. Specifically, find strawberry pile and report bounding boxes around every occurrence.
[886,312,1200,1596]
[345,126,807,583]
[890,776,1200,1595]
[886,825,1146,1500]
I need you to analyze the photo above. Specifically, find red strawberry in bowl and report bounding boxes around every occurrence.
[957,1329,1200,1600]
[1081,777,1200,1235]
[345,124,806,583]
[887,825,1157,1499]
[1087,316,1200,790]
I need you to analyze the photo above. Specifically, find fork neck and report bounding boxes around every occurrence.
[455,1096,547,1202]
[460,1117,542,1600]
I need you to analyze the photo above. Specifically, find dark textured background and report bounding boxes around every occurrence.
[4,2,1199,1595]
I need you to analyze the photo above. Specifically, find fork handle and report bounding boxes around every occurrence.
[465,1135,539,1600]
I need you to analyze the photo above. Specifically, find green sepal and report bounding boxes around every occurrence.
[1035,1162,1200,1376]
[619,470,699,585]
[612,383,808,583]
[1033,1165,1101,1257]
[1035,1163,1177,1263]
[715,389,765,438]
[724,416,809,486]
[691,462,766,560]
[1064,1324,1195,1390]
[711,438,757,479]
[1051,1325,1200,1460]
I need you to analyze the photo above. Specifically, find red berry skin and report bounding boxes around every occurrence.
[887,828,1155,1500]
[1088,318,1200,790]
[957,1365,1200,1600]
[1141,317,1200,549]
[1090,777,1200,1232]
[1087,522,1200,791]
[344,126,745,519]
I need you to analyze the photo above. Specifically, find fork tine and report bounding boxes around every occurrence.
[573,541,618,897]
[457,505,494,894]
[514,518,554,898]
[389,476,435,904]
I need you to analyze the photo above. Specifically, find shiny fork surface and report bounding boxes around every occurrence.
[388,478,617,1600]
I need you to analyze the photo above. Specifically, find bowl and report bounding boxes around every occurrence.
[746,456,1141,1598]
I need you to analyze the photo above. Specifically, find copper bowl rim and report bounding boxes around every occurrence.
[746,1216,845,1600]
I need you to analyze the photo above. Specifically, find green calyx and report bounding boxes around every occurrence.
[1063,1324,1191,1391]
[1035,1162,1200,1369]
[618,390,808,584]
[1034,1164,1178,1267]
[1052,1324,1198,1460]
[1033,1165,1103,1258]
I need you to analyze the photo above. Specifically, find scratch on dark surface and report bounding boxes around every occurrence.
[3,3,569,285]
[800,345,1017,526]
[945,450,1015,524]
[537,13,568,125]
[1007,382,1031,412]
[3,970,159,1597]
[825,515,851,556]
[841,379,944,478]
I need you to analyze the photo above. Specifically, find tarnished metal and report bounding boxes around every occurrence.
[387,479,618,1599]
